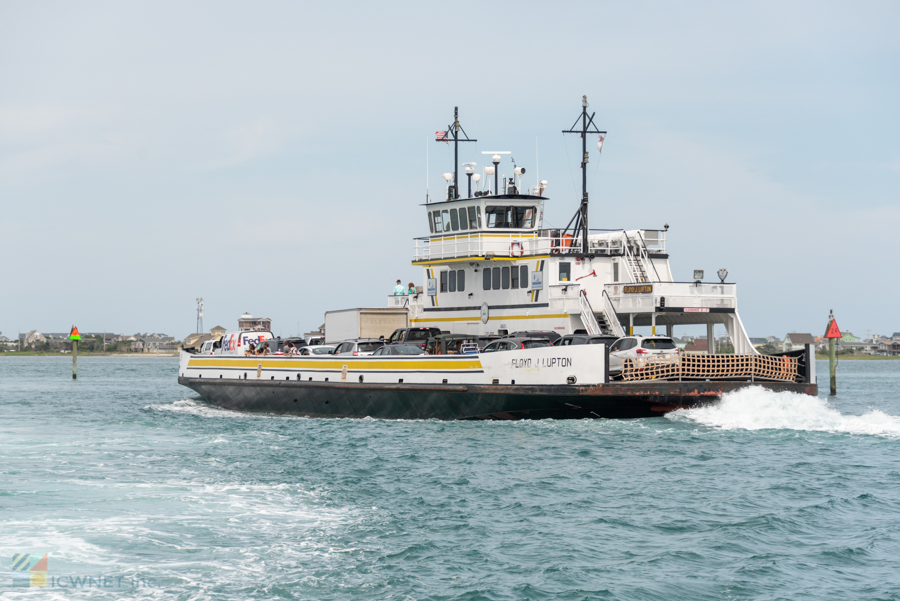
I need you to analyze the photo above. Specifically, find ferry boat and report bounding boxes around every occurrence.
[178,98,816,419]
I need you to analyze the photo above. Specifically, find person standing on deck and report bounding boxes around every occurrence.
[393,279,405,296]
[407,282,416,295]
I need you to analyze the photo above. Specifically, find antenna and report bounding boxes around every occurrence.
[196,297,204,334]
[437,107,477,200]
[561,95,607,254]
[426,136,429,204]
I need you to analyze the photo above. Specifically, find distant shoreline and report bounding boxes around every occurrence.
[815,355,900,361]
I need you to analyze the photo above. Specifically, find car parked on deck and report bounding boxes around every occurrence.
[332,339,384,356]
[608,336,679,374]
[385,327,443,350]
[504,330,562,345]
[371,345,426,356]
[555,334,619,347]
[480,337,554,353]
[298,344,336,355]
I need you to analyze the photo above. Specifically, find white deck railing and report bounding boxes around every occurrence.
[605,282,737,312]
[413,229,666,261]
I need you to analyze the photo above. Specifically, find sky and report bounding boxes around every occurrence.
[2,1,898,340]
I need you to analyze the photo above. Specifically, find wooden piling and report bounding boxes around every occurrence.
[69,326,81,380]
[828,336,835,395]
[824,310,840,396]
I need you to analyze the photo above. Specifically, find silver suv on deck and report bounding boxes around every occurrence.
[608,336,679,374]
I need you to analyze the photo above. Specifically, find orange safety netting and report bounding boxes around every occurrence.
[621,354,800,382]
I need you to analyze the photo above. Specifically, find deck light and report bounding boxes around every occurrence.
[443,173,453,181]
[464,165,475,197]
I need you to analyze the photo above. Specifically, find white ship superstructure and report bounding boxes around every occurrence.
[394,98,756,354]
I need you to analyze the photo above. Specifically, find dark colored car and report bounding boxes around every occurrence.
[504,330,562,345]
[385,327,443,350]
[474,335,501,349]
[481,337,554,353]
[425,334,479,355]
[555,334,619,347]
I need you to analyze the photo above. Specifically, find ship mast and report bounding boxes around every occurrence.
[562,96,606,254]
[438,107,477,200]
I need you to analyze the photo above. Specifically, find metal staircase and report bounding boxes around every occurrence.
[622,233,659,283]
[580,290,626,338]
[579,290,602,336]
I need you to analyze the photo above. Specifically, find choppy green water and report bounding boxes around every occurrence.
[2,357,899,600]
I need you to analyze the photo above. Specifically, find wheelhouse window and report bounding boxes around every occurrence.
[515,207,536,228]
[450,209,459,231]
[428,213,434,233]
[560,262,571,282]
[468,206,479,229]
[432,211,442,233]
[485,206,537,228]
[441,210,451,232]
[457,208,468,230]
[485,206,511,228]
[483,268,491,290]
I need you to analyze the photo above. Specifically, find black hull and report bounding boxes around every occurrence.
[178,377,818,420]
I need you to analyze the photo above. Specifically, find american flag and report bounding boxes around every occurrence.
[435,130,449,144]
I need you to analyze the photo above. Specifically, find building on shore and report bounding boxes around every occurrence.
[783,333,815,353]
[683,339,710,354]
[238,313,271,331]
[878,340,900,355]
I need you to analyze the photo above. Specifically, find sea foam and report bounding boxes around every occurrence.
[668,386,900,438]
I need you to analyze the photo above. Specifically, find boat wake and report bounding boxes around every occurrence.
[144,398,280,419]
[668,386,900,438]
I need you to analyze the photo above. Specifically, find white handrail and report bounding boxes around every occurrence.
[622,239,640,283]
[598,290,626,337]
[579,291,602,336]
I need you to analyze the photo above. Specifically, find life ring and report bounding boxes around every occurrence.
[509,240,524,257]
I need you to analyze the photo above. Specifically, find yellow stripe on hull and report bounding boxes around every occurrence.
[188,358,483,370]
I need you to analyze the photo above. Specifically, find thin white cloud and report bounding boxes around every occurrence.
[197,119,282,171]
[0,104,80,140]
